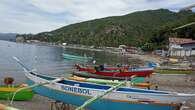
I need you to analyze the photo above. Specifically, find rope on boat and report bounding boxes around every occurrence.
[75,81,126,110]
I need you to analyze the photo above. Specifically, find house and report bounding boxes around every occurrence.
[118,45,141,54]
[169,37,195,56]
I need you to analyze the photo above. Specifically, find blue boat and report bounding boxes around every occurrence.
[14,57,194,110]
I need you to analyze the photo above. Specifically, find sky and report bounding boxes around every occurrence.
[0,0,194,34]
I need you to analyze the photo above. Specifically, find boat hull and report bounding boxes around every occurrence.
[94,70,153,77]
[75,65,154,77]
[27,79,181,110]
[0,86,34,101]
[73,71,133,80]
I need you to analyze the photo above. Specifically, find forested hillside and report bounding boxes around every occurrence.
[17,9,195,50]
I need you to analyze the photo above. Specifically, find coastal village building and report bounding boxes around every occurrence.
[169,37,195,56]
[118,45,141,54]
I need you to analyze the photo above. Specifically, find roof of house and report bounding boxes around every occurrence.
[169,37,195,45]
[180,41,195,45]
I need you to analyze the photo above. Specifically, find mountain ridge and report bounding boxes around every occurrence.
[17,9,195,50]
[0,33,17,42]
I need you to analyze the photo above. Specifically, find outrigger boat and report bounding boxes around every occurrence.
[13,57,195,110]
[62,53,93,61]
[75,64,154,77]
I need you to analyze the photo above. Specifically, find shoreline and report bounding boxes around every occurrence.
[62,44,162,63]
[19,41,162,64]
[0,74,195,110]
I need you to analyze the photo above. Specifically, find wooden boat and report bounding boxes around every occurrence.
[68,76,151,88]
[75,64,129,72]
[13,57,195,110]
[62,53,93,61]
[75,64,154,77]
[73,71,134,80]
[0,85,34,101]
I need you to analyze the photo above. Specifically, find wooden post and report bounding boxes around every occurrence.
[175,50,177,56]
[184,49,186,57]
[175,50,176,56]
[190,49,192,56]
[51,101,76,110]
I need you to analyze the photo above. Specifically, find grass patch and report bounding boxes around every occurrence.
[155,69,193,74]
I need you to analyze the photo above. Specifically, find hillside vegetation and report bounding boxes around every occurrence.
[17,9,195,50]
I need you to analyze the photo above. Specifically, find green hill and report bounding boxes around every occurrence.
[18,9,195,50]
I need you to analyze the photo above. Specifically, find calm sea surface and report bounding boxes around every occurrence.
[0,40,142,84]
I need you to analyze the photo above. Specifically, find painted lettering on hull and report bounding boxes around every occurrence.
[61,85,91,95]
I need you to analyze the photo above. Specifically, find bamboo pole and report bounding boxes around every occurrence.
[172,22,195,31]
[75,81,126,110]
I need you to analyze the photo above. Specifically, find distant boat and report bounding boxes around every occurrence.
[62,53,93,61]
[13,57,195,110]
[75,64,154,77]
[0,85,34,101]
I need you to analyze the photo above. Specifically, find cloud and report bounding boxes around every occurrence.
[0,0,194,33]
[27,0,71,14]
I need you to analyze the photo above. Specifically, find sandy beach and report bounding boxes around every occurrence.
[0,74,195,110]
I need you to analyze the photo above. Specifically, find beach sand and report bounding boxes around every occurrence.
[150,74,195,110]
[0,95,51,110]
[0,74,195,110]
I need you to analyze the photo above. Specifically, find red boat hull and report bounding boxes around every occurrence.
[75,65,96,73]
[94,70,153,77]
[75,64,153,77]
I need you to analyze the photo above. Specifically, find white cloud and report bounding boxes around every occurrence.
[27,0,71,14]
[0,0,194,33]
